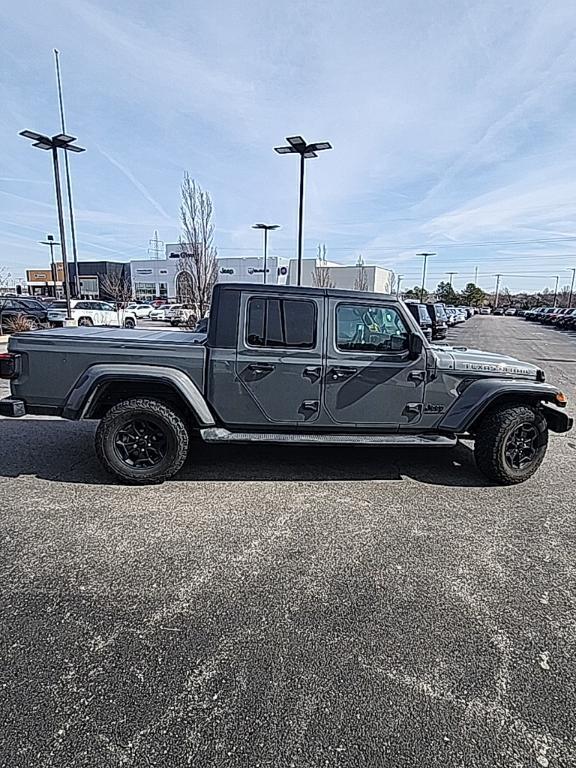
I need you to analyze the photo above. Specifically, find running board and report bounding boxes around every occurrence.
[201,428,457,447]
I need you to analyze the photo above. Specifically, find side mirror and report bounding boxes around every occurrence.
[409,333,424,359]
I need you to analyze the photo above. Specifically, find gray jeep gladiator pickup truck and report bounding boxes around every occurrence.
[0,283,572,485]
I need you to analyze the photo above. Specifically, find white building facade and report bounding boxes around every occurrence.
[130,244,394,301]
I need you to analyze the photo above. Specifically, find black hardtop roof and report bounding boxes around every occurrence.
[214,282,397,302]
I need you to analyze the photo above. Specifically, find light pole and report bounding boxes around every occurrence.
[474,266,479,285]
[567,268,576,308]
[39,234,60,297]
[20,130,85,320]
[274,135,332,286]
[553,275,560,307]
[252,223,280,283]
[396,274,403,299]
[417,252,435,302]
[54,50,80,298]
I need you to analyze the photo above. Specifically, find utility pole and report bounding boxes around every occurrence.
[553,275,560,307]
[567,268,576,308]
[417,252,435,302]
[396,274,403,299]
[494,274,502,308]
[54,49,80,298]
[446,271,458,287]
[474,266,479,285]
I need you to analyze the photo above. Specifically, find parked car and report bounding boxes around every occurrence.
[1,283,572,487]
[48,300,138,328]
[405,302,433,340]
[504,308,517,316]
[479,307,491,315]
[493,308,505,316]
[540,307,561,324]
[556,308,576,329]
[127,303,154,318]
[170,304,197,327]
[425,302,448,340]
[149,304,172,321]
[0,297,49,332]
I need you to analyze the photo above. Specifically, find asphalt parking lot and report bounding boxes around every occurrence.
[1,316,576,768]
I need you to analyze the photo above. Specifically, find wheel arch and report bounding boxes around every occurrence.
[439,379,564,434]
[62,364,215,427]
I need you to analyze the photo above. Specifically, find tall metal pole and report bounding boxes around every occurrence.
[568,268,576,309]
[48,241,56,294]
[51,146,72,319]
[54,49,80,298]
[396,274,403,299]
[553,275,559,307]
[420,254,429,302]
[263,227,269,284]
[297,152,305,286]
[494,274,502,308]
[474,266,479,285]
[446,271,457,287]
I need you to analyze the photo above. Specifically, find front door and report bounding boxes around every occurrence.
[322,299,427,427]
[234,292,323,426]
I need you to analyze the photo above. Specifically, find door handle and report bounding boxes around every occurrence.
[407,370,426,385]
[303,366,321,382]
[330,366,357,381]
[246,363,275,375]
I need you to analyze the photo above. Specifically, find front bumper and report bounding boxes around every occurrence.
[541,404,573,433]
[0,397,26,417]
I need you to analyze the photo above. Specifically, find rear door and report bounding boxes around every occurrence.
[322,299,426,427]
[234,292,324,425]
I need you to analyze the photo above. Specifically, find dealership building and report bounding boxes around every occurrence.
[130,244,393,300]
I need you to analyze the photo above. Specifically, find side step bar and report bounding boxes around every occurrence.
[201,428,457,447]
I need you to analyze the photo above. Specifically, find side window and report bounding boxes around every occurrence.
[247,298,316,349]
[336,304,409,353]
[75,301,89,310]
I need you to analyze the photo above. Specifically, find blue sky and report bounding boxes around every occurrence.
[2,0,576,293]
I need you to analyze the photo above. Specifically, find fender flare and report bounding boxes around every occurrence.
[438,379,564,433]
[62,363,215,425]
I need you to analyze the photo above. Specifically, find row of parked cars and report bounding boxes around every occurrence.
[523,306,576,329]
[125,302,196,326]
[403,301,473,340]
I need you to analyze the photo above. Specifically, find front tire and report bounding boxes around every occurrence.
[95,398,189,484]
[123,317,136,329]
[474,405,548,485]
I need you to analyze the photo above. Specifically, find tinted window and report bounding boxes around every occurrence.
[336,304,409,353]
[247,298,316,348]
[433,303,448,321]
[50,301,68,309]
[75,301,90,309]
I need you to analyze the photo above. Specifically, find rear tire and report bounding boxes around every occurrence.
[95,398,189,484]
[474,405,548,485]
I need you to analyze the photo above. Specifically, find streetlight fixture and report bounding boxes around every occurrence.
[20,130,85,320]
[39,234,60,297]
[416,252,435,301]
[252,223,280,284]
[274,135,332,286]
[446,271,458,287]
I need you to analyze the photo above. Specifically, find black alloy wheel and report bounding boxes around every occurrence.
[113,418,168,469]
[503,423,540,470]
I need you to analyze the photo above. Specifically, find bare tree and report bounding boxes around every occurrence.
[0,266,12,294]
[178,174,217,317]
[354,255,369,291]
[312,243,335,288]
[100,271,133,324]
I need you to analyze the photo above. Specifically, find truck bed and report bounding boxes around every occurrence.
[8,327,206,413]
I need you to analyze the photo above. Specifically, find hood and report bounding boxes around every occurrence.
[431,344,542,380]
